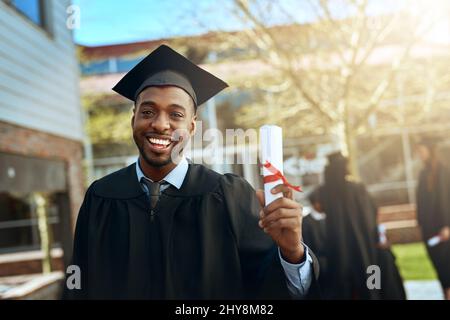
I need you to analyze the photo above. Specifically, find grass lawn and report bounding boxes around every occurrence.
[391,242,438,281]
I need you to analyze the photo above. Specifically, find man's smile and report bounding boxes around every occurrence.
[144,133,181,153]
[148,136,171,148]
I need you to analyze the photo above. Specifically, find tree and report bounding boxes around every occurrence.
[83,94,136,158]
[210,0,450,178]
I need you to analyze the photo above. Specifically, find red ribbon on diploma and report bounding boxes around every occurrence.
[261,161,303,192]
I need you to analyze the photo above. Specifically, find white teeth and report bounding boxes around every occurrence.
[148,137,170,146]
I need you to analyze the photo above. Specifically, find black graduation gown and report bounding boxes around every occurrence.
[302,213,329,293]
[63,163,320,299]
[322,181,379,299]
[322,181,405,300]
[376,247,406,300]
[416,164,450,288]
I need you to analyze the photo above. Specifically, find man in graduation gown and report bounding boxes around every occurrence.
[416,138,450,300]
[321,152,405,299]
[63,45,320,300]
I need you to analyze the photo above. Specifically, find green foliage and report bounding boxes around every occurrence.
[83,94,134,145]
[87,111,132,144]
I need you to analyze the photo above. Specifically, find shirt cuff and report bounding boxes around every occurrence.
[278,243,314,298]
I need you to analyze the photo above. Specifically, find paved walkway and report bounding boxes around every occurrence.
[404,280,444,300]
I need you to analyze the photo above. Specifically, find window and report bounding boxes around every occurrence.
[80,60,110,75]
[80,57,144,75]
[5,0,47,29]
[0,192,63,253]
[116,57,141,73]
[0,153,70,254]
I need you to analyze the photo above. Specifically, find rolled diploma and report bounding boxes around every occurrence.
[260,125,283,206]
[427,235,441,247]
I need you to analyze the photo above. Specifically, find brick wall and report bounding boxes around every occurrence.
[0,255,64,277]
[0,121,85,232]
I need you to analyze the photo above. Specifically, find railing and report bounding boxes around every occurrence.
[378,203,421,243]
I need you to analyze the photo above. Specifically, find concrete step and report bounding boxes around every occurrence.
[404,280,444,300]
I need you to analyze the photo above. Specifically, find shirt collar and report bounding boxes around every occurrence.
[135,157,188,190]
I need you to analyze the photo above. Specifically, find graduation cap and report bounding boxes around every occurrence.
[327,151,347,165]
[112,45,228,107]
[325,151,349,178]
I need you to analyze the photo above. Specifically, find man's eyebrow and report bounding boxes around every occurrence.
[168,104,187,112]
[139,100,156,107]
[138,100,186,110]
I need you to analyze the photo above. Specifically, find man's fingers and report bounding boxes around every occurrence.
[261,217,300,232]
[259,208,299,227]
[270,184,293,199]
[263,196,300,216]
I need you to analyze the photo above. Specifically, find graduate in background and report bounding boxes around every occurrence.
[320,152,405,299]
[303,187,329,296]
[304,187,326,262]
[415,137,450,300]
[321,152,379,299]
[63,45,320,299]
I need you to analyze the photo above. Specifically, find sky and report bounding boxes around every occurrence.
[73,0,252,46]
[73,0,402,46]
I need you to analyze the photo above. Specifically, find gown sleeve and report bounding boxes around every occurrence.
[62,183,96,299]
[219,173,319,299]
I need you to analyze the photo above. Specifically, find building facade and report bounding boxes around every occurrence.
[0,0,84,274]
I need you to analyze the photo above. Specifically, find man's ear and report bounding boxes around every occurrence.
[190,114,197,136]
[131,107,136,128]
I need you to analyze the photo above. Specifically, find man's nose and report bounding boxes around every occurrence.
[151,113,170,132]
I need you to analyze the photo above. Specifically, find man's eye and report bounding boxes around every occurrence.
[171,112,184,118]
[142,110,154,116]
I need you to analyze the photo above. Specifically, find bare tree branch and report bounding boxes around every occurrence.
[234,0,336,123]
[354,14,439,129]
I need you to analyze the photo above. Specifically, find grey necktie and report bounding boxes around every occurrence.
[140,177,162,212]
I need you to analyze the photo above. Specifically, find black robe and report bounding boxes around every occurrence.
[376,247,406,300]
[416,163,450,288]
[322,181,405,299]
[302,212,329,296]
[63,163,320,299]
